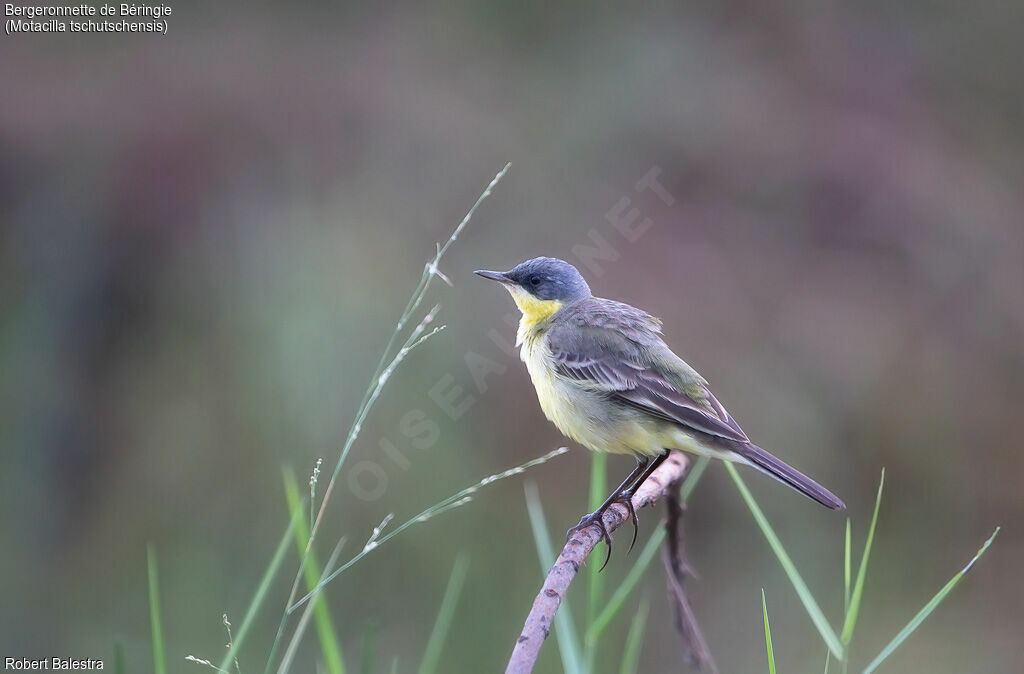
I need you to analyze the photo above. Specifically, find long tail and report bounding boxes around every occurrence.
[733,443,845,510]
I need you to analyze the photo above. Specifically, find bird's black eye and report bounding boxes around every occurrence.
[529,276,542,286]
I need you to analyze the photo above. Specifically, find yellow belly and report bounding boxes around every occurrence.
[521,333,696,456]
[519,328,743,461]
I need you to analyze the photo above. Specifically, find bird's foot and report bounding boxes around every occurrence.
[566,493,640,572]
[566,510,614,571]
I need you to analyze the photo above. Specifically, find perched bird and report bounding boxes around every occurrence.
[476,257,844,569]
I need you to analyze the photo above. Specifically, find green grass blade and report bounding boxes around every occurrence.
[283,467,347,674]
[823,651,831,674]
[862,527,1000,674]
[586,453,607,621]
[587,454,608,519]
[681,456,711,500]
[282,165,508,667]
[586,456,710,645]
[618,599,649,674]
[587,525,662,645]
[222,508,301,673]
[360,622,379,674]
[290,448,569,613]
[147,544,167,674]
[725,463,844,661]
[585,453,607,670]
[844,519,851,615]
[113,642,126,674]
[841,470,884,645]
[277,541,346,674]
[418,554,470,674]
[524,482,583,674]
[762,590,777,674]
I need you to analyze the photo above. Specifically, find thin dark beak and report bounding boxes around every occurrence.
[474,269,513,284]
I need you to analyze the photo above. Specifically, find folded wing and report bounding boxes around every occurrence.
[547,303,748,443]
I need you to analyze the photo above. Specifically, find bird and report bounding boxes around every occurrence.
[475,256,844,569]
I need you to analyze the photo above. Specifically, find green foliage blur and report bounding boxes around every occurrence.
[2,2,1022,672]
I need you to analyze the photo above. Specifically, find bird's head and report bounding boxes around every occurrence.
[475,257,591,322]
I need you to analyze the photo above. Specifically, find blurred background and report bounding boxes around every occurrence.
[2,2,1022,672]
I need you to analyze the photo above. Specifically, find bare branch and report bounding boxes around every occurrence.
[505,452,691,674]
[663,484,718,673]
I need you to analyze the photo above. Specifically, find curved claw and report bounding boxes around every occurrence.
[566,511,614,572]
[620,495,640,555]
[594,516,613,572]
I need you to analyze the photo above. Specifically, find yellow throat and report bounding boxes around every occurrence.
[508,286,563,345]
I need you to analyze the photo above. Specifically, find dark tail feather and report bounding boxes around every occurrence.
[735,444,845,510]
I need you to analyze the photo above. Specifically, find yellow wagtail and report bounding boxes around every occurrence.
[476,257,843,569]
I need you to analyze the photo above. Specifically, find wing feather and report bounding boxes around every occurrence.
[548,300,748,443]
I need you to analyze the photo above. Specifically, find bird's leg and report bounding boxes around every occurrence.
[617,449,671,554]
[566,457,649,571]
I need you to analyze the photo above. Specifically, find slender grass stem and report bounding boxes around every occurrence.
[618,599,649,674]
[524,482,583,674]
[862,527,1000,674]
[147,545,166,674]
[841,470,885,645]
[725,462,844,661]
[276,164,510,664]
[762,590,776,674]
[586,526,661,646]
[223,614,241,674]
[289,447,569,613]
[359,622,379,674]
[844,519,851,615]
[215,503,301,674]
[283,468,347,674]
[417,554,470,674]
[276,541,346,674]
[186,656,232,673]
[584,453,607,669]
[113,643,126,674]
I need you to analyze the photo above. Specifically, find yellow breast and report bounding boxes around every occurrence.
[510,287,692,457]
[508,286,563,346]
[517,317,702,458]
[520,334,582,440]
